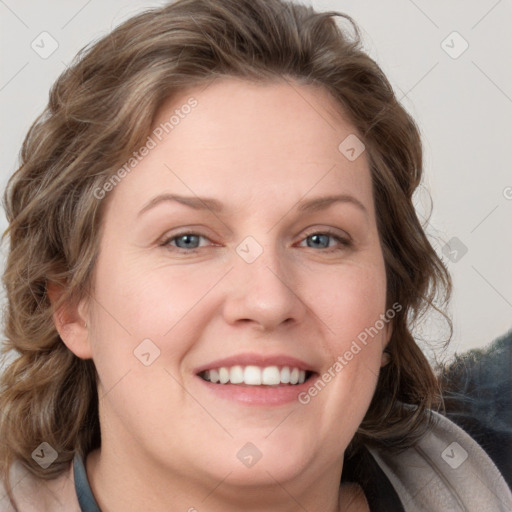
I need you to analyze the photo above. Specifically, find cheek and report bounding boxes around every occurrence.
[294,262,388,449]
[306,262,387,399]
[87,253,220,365]
[312,262,388,351]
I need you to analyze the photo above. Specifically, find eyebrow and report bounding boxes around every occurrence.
[137,193,368,217]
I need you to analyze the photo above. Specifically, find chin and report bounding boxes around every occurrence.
[220,452,312,487]
[218,429,320,485]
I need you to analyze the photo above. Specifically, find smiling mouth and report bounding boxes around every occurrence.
[198,365,314,386]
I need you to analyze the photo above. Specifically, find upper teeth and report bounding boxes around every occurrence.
[202,366,307,386]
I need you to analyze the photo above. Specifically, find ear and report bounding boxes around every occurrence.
[380,319,393,368]
[47,283,93,359]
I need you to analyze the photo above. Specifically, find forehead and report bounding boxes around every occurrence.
[154,77,357,163]
[104,77,374,220]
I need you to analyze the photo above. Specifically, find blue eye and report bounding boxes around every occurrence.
[163,233,205,252]
[160,229,351,254]
[307,233,332,249]
[299,231,351,252]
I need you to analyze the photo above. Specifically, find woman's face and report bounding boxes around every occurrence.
[83,78,390,489]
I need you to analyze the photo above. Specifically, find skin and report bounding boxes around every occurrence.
[54,77,391,512]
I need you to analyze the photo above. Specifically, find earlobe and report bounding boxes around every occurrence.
[47,283,93,359]
[380,350,391,367]
[380,320,393,367]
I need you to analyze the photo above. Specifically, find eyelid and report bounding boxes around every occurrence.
[300,226,352,243]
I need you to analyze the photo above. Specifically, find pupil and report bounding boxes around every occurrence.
[178,235,198,248]
[309,234,328,248]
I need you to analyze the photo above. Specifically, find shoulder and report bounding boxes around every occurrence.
[368,409,512,512]
[438,332,512,487]
[0,459,80,512]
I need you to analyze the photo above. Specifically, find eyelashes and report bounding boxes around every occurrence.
[159,229,352,255]
[298,230,352,252]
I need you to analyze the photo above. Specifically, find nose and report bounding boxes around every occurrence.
[221,241,307,333]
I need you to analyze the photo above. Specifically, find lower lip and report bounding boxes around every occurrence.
[196,375,317,406]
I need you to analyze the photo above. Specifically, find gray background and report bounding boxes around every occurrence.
[1,0,511,362]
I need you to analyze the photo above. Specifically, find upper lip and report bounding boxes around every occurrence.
[194,353,316,375]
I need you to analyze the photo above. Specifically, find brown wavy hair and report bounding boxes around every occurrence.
[0,0,451,502]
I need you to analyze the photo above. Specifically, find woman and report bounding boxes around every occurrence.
[1,0,510,510]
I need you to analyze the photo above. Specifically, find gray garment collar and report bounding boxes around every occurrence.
[368,410,512,511]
